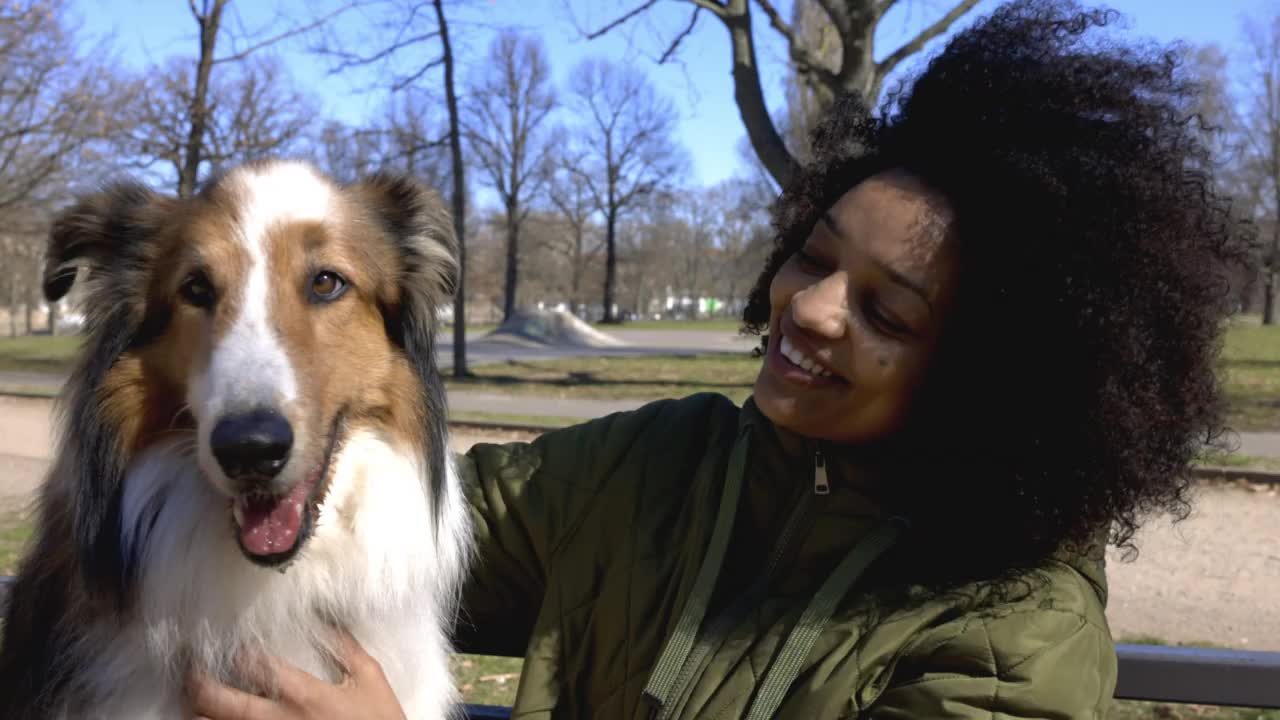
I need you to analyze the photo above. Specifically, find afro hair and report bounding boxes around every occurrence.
[742,0,1255,586]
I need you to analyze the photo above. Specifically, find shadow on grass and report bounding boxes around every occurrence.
[1225,359,1280,370]
[450,373,754,391]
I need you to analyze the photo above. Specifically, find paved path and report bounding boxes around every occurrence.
[1234,431,1280,459]
[434,330,753,372]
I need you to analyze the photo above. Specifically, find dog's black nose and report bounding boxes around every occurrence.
[211,410,293,481]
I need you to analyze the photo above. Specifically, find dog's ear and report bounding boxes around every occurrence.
[351,172,458,319]
[44,182,166,302]
[351,171,457,521]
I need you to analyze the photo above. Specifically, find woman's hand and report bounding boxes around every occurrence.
[185,630,407,720]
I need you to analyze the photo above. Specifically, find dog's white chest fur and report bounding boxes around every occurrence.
[68,431,471,720]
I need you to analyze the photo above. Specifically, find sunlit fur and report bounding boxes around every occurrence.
[0,160,471,719]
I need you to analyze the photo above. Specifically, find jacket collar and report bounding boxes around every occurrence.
[734,395,1110,607]
[736,395,890,498]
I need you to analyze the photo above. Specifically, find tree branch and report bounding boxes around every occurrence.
[812,0,851,30]
[658,7,702,64]
[215,2,360,64]
[686,0,729,17]
[877,0,980,78]
[755,0,838,86]
[875,0,899,20]
[585,0,662,40]
[391,57,445,92]
[752,0,793,40]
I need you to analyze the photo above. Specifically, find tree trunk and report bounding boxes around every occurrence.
[1265,273,1275,325]
[725,10,798,189]
[24,303,33,335]
[179,0,224,198]
[48,300,58,336]
[602,210,618,323]
[571,225,583,316]
[503,209,518,321]
[435,0,468,377]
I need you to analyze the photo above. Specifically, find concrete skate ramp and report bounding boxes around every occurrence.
[485,309,627,348]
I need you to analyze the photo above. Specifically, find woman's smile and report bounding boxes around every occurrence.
[766,321,846,385]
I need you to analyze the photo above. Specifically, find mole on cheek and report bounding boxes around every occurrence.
[878,356,889,368]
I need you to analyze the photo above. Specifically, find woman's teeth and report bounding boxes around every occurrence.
[780,335,832,378]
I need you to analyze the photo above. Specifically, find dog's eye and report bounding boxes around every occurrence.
[310,270,347,302]
[178,271,215,309]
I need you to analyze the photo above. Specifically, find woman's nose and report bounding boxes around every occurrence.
[790,272,848,338]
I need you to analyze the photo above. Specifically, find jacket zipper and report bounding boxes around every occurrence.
[813,446,830,495]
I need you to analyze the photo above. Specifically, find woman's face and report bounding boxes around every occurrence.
[754,169,960,445]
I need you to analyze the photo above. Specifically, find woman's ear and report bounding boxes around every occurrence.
[44,181,166,302]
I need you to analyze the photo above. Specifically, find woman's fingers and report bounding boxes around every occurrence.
[186,668,283,720]
[331,627,383,685]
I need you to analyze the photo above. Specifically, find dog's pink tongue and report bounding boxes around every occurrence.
[237,482,308,557]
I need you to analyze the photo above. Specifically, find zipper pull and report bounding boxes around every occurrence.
[813,449,830,495]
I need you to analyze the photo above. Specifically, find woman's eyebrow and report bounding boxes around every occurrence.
[821,211,934,313]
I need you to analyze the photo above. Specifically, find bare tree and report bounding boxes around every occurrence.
[464,32,558,321]
[566,58,684,323]
[312,121,388,182]
[118,0,347,197]
[707,175,773,315]
[0,1,127,334]
[576,0,980,187]
[123,53,314,193]
[546,153,602,316]
[1238,12,1280,324]
[318,0,473,376]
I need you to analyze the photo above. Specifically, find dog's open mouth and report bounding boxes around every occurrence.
[231,470,319,561]
[229,413,345,567]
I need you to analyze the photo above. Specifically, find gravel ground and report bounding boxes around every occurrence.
[2,395,1276,651]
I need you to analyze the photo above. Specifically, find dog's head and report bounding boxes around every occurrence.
[45,160,456,587]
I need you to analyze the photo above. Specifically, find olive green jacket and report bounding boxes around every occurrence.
[455,393,1116,719]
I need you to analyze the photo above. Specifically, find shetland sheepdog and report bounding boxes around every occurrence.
[0,160,473,719]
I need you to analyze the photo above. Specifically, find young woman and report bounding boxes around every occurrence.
[188,1,1252,717]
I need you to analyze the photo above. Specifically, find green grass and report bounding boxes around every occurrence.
[0,335,79,374]
[444,353,759,403]
[1109,701,1280,719]
[1196,450,1280,472]
[450,655,522,706]
[1222,322,1280,432]
[0,509,33,575]
[449,410,574,428]
[603,318,744,332]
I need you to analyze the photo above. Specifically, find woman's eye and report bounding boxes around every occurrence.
[865,299,913,337]
[178,271,215,309]
[794,248,833,275]
[310,270,347,302]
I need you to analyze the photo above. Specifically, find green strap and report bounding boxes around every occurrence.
[643,430,752,719]
[744,517,907,720]
[664,493,816,719]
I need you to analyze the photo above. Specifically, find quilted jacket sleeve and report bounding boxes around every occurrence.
[862,606,1117,719]
[450,396,707,657]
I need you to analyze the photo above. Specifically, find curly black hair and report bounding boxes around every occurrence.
[742,0,1254,584]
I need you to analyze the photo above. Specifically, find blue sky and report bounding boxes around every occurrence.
[73,0,1275,190]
